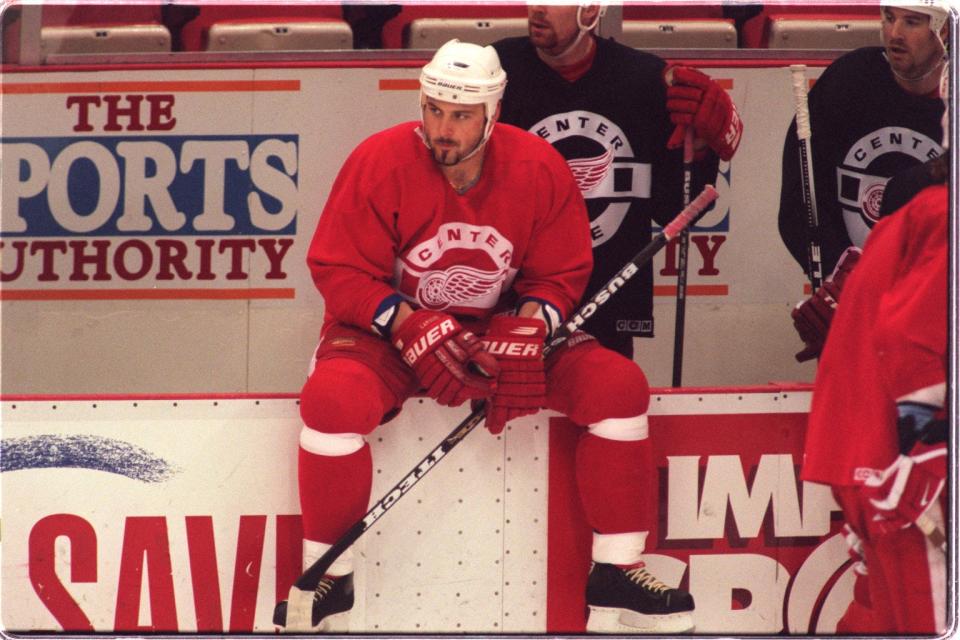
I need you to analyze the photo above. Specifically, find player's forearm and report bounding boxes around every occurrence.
[388,302,415,336]
[310,265,398,332]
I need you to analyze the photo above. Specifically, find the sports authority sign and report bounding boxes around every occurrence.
[1,78,301,300]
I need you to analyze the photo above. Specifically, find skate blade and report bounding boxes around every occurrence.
[587,605,694,634]
[274,611,351,634]
[321,610,351,633]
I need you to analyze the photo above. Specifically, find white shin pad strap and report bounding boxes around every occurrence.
[592,531,648,566]
[299,427,365,457]
[587,415,649,441]
[304,539,354,577]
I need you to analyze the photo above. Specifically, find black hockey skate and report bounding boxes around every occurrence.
[585,562,694,633]
[273,573,354,633]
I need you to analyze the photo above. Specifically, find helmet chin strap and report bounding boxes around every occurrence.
[884,50,947,85]
[453,128,488,164]
[416,119,490,166]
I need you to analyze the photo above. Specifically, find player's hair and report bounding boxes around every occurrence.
[927,153,949,183]
[881,0,950,51]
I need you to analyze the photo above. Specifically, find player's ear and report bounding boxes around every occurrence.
[581,4,601,26]
[492,100,502,123]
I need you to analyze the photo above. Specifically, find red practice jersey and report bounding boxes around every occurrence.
[307,121,593,333]
[802,184,948,487]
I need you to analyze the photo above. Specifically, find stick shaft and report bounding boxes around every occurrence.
[295,185,719,589]
[672,128,696,387]
[916,512,947,552]
[790,65,823,291]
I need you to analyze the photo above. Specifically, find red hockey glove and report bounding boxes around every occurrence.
[479,316,547,435]
[665,65,742,161]
[791,246,861,362]
[862,440,946,538]
[393,309,499,407]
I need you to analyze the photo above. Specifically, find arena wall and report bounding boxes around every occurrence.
[1,60,825,393]
[1,56,862,635]
[1,389,855,634]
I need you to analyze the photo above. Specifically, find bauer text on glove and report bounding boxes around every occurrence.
[393,309,499,407]
[479,315,547,435]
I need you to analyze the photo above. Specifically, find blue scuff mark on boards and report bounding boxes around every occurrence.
[0,434,178,482]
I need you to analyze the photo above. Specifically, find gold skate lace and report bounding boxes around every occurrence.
[313,576,336,601]
[624,566,670,594]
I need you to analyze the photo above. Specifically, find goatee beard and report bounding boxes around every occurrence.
[433,149,460,166]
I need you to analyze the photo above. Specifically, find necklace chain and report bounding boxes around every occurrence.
[448,157,484,194]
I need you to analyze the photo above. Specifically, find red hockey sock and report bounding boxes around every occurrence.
[298,443,372,543]
[576,433,652,533]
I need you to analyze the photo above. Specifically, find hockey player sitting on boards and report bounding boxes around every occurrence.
[273,39,696,634]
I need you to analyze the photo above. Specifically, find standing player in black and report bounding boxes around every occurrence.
[494,3,739,361]
[779,1,947,362]
[493,4,742,633]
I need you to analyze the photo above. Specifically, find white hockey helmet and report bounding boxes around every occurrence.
[420,39,507,145]
[881,0,950,47]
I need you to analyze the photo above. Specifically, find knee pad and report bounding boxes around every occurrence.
[588,415,649,441]
[300,358,391,435]
[552,344,650,424]
[300,428,365,457]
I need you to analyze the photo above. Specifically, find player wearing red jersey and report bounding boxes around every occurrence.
[273,40,695,633]
[802,172,948,633]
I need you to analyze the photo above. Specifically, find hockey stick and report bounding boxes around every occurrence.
[278,184,720,629]
[789,64,823,292]
[671,128,695,388]
[917,512,947,553]
[916,513,947,553]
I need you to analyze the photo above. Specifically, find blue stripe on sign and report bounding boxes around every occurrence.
[0,434,178,482]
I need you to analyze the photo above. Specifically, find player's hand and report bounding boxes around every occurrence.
[664,65,742,161]
[893,401,947,455]
[791,246,861,362]
[393,309,499,407]
[862,440,946,538]
[478,315,547,435]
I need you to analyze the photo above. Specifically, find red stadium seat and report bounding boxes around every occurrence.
[622,3,724,20]
[12,4,172,57]
[40,4,164,27]
[382,4,726,50]
[2,4,24,63]
[380,4,526,49]
[179,4,346,51]
[620,18,737,49]
[740,2,880,48]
